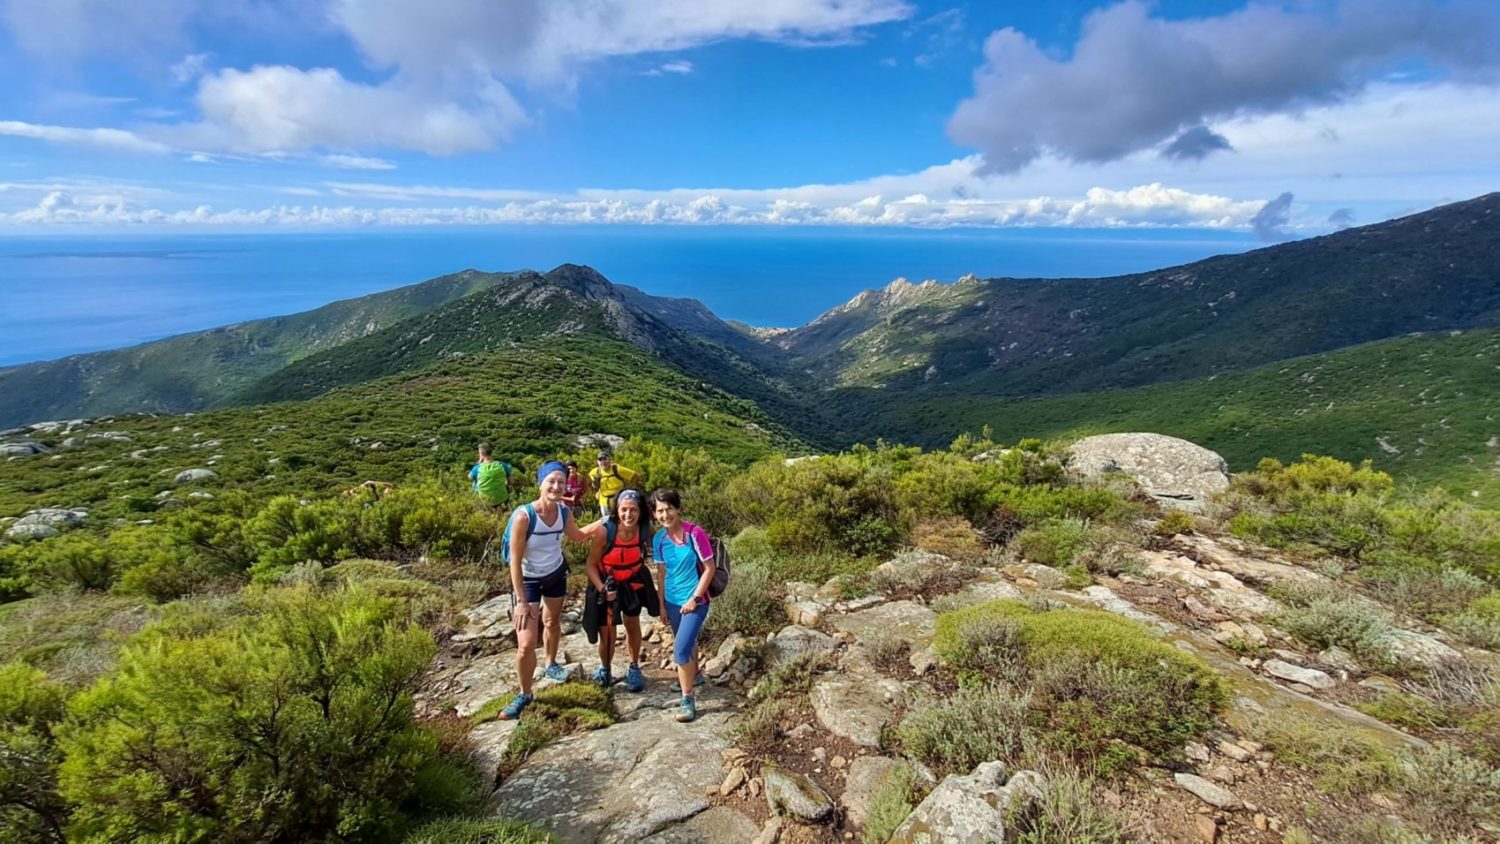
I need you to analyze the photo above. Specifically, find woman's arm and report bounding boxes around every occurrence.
[585,529,608,593]
[509,510,529,607]
[563,507,594,543]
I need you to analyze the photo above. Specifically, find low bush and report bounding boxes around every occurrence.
[1152,509,1196,538]
[867,550,974,599]
[862,761,920,844]
[1268,581,1397,668]
[404,817,553,844]
[911,516,986,562]
[1447,593,1500,650]
[703,561,784,643]
[1248,712,1402,794]
[1360,563,1489,622]
[933,601,1227,771]
[895,684,1031,778]
[0,662,69,843]
[1401,744,1500,835]
[1016,769,1129,844]
[56,586,477,842]
[1355,691,1456,730]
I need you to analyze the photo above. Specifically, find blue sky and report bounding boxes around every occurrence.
[1,0,1497,235]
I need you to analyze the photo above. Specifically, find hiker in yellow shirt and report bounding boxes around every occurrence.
[589,451,638,519]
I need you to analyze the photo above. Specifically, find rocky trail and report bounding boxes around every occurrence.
[418,522,1498,843]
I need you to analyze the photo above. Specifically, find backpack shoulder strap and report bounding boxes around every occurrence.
[524,502,539,534]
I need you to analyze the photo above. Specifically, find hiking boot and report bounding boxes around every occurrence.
[592,666,612,688]
[498,693,533,721]
[625,663,645,693]
[543,662,571,683]
[676,695,697,723]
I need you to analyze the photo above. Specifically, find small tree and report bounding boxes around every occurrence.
[58,586,474,842]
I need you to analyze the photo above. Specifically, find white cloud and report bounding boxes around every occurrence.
[334,0,912,83]
[163,64,524,156]
[319,154,397,170]
[0,120,172,154]
[950,0,1500,173]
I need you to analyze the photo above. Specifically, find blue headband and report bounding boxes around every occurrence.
[536,460,567,484]
[617,489,642,505]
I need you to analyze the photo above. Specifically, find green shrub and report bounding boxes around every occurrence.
[862,761,919,844]
[1448,594,1500,649]
[895,684,1030,778]
[1153,510,1196,537]
[56,586,470,842]
[1361,563,1489,621]
[404,817,554,843]
[911,517,987,562]
[1355,691,1456,730]
[1013,519,1091,568]
[1248,712,1402,794]
[703,561,784,642]
[933,601,1227,770]
[1016,770,1129,844]
[0,662,70,843]
[1401,744,1500,834]
[28,536,116,592]
[1268,582,1397,667]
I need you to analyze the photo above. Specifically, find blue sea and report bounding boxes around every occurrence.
[0,227,1259,367]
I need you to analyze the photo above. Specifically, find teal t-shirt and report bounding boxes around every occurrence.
[652,521,714,606]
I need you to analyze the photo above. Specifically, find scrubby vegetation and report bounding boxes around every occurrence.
[914,599,1228,775]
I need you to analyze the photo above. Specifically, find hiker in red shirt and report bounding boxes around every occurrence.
[583,489,657,692]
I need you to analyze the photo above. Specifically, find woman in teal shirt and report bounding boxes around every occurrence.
[650,488,716,723]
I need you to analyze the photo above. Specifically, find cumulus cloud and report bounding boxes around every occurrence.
[1328,207,1356,229]
[164,65,524,156]
[1250,191,1295,241]
[0,120,172,154]
[1,173,1273,231]
[950,0,1500,173]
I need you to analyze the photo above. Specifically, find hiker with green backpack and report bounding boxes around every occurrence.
[469,443,514,507]
[496,461,593,721]
[582,488,659,692]
[650,487,731,723]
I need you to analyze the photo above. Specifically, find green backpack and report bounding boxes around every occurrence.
[474,460,512,505]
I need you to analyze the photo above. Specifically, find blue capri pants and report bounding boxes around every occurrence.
[663,600,709,666]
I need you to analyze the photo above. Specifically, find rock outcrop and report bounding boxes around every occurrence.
[1069,433,1231,512]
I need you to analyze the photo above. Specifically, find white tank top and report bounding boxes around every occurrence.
[522,505,567,579]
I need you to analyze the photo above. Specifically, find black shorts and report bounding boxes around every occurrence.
[521,566,568,602]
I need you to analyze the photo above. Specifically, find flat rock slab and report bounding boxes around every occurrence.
[640,807,760,843]
[830,600,937,651]
[492,709,734,843]
[1174,772,1240,809]
[891,762,1045,844]
[768,625,839,665]
[452,654,519,718]
[468,718,520,782]
[844,756,905,827]
[810,670,906,748]
[453,594,517,643]
[1069,433,1229,513]
[1262,659,1335,690]
[763,766,835,822]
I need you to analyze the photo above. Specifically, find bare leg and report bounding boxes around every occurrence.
[541,596,564,667]
[623,615,643,665]
[515,613,539,695]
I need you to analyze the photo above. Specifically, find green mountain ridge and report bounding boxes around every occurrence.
[0,268,520,427]
[781,191,1500,396]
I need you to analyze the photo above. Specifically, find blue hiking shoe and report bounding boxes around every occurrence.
[543,662,571,683]
[498,693,532,721]
[676,695,697,723]
[625,663,645,693]
[592,666,612,687]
